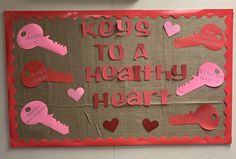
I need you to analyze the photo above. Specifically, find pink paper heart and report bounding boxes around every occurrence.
[67,87,85,102]
[164,21,181,37]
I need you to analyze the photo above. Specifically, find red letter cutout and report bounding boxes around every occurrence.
[93,93,109,109]
[142,64,152,81]
[102,65,117,81]
[117,19,132,36]
[133,43,149,60]
[156,64,172,80]
[99,20,114,37]
[82,20,97,38]
[109,44,124,60]
[133,65,141,81]
[159,89,170,105]
[94,44,108,60]
[118,66,133,81]
[85,66,101,82]
[127,91,142,106]
[143,91,158,107]
[171,64,187,81]
[135,20,151,37]
[111,92,125,107]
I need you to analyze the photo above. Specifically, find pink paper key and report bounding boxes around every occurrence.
[176,62,224,96]
[20,101,69,135]
[174,23,225,51]
[169,104,220,130]
[17,23,68,55]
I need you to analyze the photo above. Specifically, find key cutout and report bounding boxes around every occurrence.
[176,62,224,96]
[17,23,68,55]
[174,23,225,51]
[169,104,220,130]
[21,60,73,87]
[20,101,69,135]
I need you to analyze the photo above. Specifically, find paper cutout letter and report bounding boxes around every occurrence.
[17,23,68,55]
[133,43,149,60]
[171,65,187,81]
[159,89,170,105]
[174,23,225,51]
[21,60,73,88]
[20,101,69,135]
[118,66,134,81]
[164,21,181,37]
[67,87,85,102]
[127,91,143,106]
[82,20,97,38]
[135,20,151,36]
[111,92,125,107]
[103,118,119,132]
[142,118,159,133]
[117,19,132,36]
[168,104,219,130]
[99,20,114,37]
[176,62,224,96]
[109,44,124,60]
[94,44,108,60]
[143,91,158,106]
[85,66,101,82]
[102,65,117,81]
[93,93,109,109]
[133,65,142,81]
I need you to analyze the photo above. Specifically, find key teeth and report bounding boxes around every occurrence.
[61,44,66,49]
[175,37,188,48]
[176,88,184,96]
[42,113,69,135]
[49,38,67,49]
[176,76,198,96]
[55,119,68,127]
[176,36,188,42]
[50,114,67,126]
[175,33,199,48]
[178,80,191,88]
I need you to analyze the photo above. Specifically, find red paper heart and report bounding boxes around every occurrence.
[142,118,159,132]
[103,118,119,132]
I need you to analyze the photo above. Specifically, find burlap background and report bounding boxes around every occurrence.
[13,16,226,140]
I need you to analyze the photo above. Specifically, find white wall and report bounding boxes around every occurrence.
[0,0,235,159]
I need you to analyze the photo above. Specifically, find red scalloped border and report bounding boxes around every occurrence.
[4,10,233,147]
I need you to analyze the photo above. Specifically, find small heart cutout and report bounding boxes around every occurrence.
[67,87,85,102]
[103,118,119,132]
[164,21,181,37]
[143,118,159,133]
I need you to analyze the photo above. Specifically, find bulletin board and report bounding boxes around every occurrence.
[4,10,233,147]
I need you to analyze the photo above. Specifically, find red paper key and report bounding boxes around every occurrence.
[21,60,73,87]
[169,104,219,130]
[174,23,225,51]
